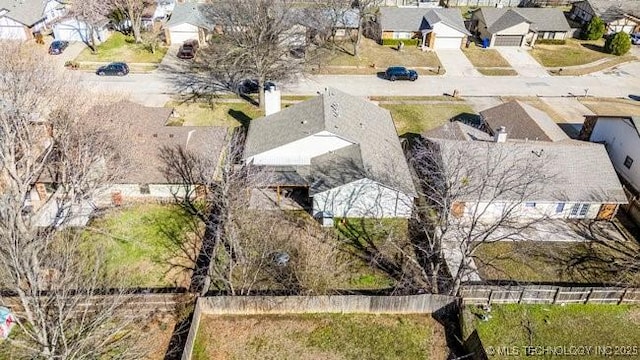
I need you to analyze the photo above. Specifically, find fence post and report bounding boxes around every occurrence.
[487,290,494,305]
[584,288,594,304]
[552,287,560,304]
[618,289,628,305]
[517,289,525,304]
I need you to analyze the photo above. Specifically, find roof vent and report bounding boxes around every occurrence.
[153,133,158,138]
[301,120,307,125]
[169,134,174,138]
[330,102,339,118]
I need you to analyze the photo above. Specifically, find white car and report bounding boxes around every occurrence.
[631,33,640,45]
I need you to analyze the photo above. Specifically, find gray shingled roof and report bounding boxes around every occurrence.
[583,0,640,22]
[0,0,52,26]
[478,7,570,33]
[380,7,469,34]
[480,101,570,142]
[424,135,627,203]
[244,88,417,197]
[423,121,492,141]
[166,2,213,30]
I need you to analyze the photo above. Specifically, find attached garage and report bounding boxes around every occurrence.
[493,35,523,46]
[164,2,212,45]
[166,23,199,45]
[53,19,110,43]
[0,16,28,41]
[433,36,462,49]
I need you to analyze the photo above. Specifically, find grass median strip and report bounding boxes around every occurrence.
[381,102,476,135]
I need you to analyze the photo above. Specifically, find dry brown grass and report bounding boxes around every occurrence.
[462,45,511,68]
[550,55,638,76]
[580,97,640,116]
[477,68,518,76]
[143,313,178,360]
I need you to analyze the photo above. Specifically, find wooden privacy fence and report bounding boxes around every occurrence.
[181,294,457,360]
[461,285,640,305]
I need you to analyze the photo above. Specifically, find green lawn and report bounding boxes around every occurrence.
[165,101,263,126]
[530,39,611,67]
[381,103,476,135]
[83,203,201,287]
[193,314,444,360]
[75,32,167,63]
[468,304,640,359]
[550,55,637,75]
[474,240,640,285]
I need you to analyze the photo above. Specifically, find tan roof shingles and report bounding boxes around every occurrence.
[480,101,569,142]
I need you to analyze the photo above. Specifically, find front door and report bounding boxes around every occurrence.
[596,204,617,220]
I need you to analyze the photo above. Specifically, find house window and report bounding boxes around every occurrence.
[624,155,634,169]
[525,202,537,208]
[556,203,565,213]
[570,203,590,218]
[139,184,150,194]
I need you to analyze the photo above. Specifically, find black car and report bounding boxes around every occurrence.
[177,40,199,59]
[384,66,418,81]
[237,79,276,94]
[96,62,130,76]
[48,40,69,55]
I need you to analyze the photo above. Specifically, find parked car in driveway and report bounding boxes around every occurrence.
[96,62,129,76]
[632,33,640,45]
[177,40,199,59]
[384,66,418,81]
[48,40,69,55]
[237,79,276,94]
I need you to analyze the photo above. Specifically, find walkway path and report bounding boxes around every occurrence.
[497,47,550,77]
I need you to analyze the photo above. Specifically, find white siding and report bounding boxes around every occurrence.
[248,131,354,165]
[168,23,199,44]
[313,178,414,218]
[53,19,109,43]
[94,184,190,206]
[44,0,64,24]
[495,22,529,36]
[461,201,603,221]
[590,118,640,192]
[0,16,27,40]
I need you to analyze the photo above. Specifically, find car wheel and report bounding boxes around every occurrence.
[98,71,105,76]
[410,77,417,81]
[117,71,124,76]
[390,76,396,81]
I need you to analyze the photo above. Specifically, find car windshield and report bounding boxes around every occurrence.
[52,42,62,48]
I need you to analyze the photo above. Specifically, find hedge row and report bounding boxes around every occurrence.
[536,39,566,45]
[381,39,420,47]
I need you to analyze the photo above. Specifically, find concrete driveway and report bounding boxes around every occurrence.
[49,41,87,70]
[497,47,550,77]
[435,49,481,77]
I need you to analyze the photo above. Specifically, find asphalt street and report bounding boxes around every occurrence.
[78,61,640,104]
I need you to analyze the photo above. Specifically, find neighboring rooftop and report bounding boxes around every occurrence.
[94,100,226,184]
[244,88,417,197]
[580,0,640,21]
[0,0,53,26]
[477,7,570,33]
[166,2,213,30]
[480,101,570,142]
[379,7,469,34]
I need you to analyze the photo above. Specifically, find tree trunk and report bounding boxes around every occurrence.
[132,17,142,43]
[89,25,97,52]
[354,21,363,57]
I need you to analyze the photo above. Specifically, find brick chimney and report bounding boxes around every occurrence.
[264,85,281,116]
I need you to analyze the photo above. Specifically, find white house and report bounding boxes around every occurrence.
[0,0,65,40]
[53,18,110,44]
[470,7,570,47]
[379,7,470,49]
[243,88,417,218]
[581,115,640,193]
[164,2,212,45]
[423,110,627,223]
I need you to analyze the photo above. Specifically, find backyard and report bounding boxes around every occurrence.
[381,102,476,135]
[83,203,202,288]
[311,38,442,75]
[75,32,167,64]
[465,304,640,360]
[193,313,447,360]
[462,44,517,76]
[580,97,640,116]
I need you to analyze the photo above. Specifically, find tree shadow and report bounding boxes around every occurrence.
[581,43,607,53]
[452,112,482,127]
[228,109,254,128]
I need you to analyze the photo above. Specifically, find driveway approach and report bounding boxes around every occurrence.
[497,47,550,77]
[435,49,481,77]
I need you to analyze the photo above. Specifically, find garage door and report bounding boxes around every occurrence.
[494,35,523,46]
[169,30,198,44]
[0,25,27,40]
[433,36,462,49]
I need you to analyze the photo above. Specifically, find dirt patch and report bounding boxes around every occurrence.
[144,313,178,360]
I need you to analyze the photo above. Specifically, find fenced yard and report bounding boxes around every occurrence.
[461,284,640,305]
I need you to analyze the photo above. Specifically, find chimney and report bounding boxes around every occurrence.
[264,85,281,116]
[494,126,507,143]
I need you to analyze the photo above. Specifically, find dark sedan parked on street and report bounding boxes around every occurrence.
[48,40,69,55]
[96,62,130,76]
[384,66,418,81]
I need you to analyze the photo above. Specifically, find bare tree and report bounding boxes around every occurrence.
[351,0,378,56]
[0,41,146,359]
[406,137,552,295]
[111,0,149,43]
[196,0,309,111]
[66,0,112,51]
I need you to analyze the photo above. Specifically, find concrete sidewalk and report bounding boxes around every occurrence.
[435,49,481,77]
[497,47,550,77]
